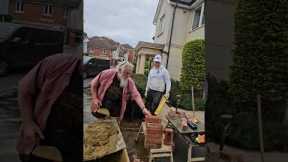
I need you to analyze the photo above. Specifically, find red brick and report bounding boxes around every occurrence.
[9,0,67,26]
[145,116,161,124]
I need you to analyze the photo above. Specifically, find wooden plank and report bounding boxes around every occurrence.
[151,154,172,158]
[150,148,172,154]
[191,157,205,161]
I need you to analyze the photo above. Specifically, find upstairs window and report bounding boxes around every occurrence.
[15,0,24,13]
[157,14,165,36]
[192,2,205,30]
[42,4,53,16]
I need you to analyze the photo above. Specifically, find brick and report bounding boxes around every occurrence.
[9,1,66,26]
[147,128,162,134]
[145,116,161,124]
[146,123,162,129]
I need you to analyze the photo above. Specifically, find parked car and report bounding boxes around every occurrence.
[0,23,64,75]
[83,56,110,78]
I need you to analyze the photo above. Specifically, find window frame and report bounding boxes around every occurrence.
[192,2,205,30]
[157,14,165,37]
[15,0,24,13]
[42,4,53,16]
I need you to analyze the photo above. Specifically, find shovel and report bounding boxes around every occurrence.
[32,146,63,162]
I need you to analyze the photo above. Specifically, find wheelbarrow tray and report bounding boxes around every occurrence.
[84,119,126,161]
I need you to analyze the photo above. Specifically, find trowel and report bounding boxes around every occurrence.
[32,145,63,162]
[91,108,110,119]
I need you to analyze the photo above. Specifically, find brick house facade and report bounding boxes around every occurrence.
[8,0,82,46]
[89,47,113,60]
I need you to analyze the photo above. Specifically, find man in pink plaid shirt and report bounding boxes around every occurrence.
[91,61,151,120]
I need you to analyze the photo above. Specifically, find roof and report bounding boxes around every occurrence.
[135,41,164,51]
[88,36,134,52]
[88,36,119,50]
[170,0,196,6]
[153,0,198,24]
[121,43,133,49]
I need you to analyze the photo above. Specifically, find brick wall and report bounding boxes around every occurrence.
[91,48,112,60]
[9,0,67,26]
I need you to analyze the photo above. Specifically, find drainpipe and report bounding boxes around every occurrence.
[166,0,178,68]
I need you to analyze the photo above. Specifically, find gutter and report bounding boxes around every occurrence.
[166,0,178,68]
[169,0,201,9]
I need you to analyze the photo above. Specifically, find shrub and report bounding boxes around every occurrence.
[180,39,206,92]
[227,0,288,150]
[169,79,205,111]
[132,74,147,97]
[205,74,234,142]
[230,0,288,113]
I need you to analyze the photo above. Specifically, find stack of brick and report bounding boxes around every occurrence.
[144,116,163,149]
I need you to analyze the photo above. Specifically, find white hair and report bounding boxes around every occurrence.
[116,61,134,72]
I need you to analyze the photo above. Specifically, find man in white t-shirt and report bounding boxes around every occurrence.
[145,54,171,114]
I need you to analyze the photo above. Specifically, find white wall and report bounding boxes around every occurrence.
[154,0,192,80]
[186,1,205,42]
[154,0,173,44]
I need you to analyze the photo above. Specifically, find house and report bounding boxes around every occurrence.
[121,44,135,62]
[8,0,82,46]
[152,0,205,80]
[112,44,135,67]
[135,41,164,74]
[88,36,116,60]
[87,36,135,66]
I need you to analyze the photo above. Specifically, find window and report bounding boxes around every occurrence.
[192,3,205,30]
[158,14,165,36]
[192,8,201,29]
[15,0,24,13]
[42,4,53,16]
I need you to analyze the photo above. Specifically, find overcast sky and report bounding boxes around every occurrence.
[84,0,158,47]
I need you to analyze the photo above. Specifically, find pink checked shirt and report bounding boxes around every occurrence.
[90,68,145,120]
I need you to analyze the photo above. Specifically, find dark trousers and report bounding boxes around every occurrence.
[146,89,164,115]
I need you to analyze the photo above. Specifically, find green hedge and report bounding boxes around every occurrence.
[205,75,234,142]
[133,74,147,97]
[230,0,288,112]
[180,39,206,91]
[226,0,288,150]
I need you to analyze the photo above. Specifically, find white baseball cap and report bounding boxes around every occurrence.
[153,54,161,63]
